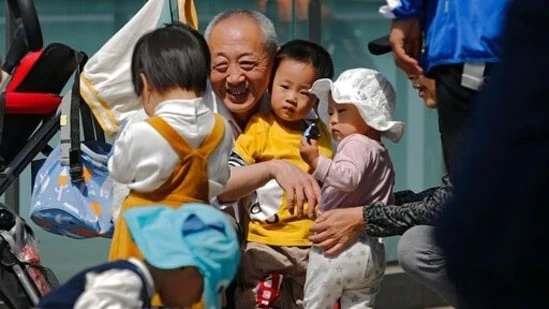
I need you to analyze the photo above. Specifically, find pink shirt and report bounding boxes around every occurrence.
[313,134,395,211]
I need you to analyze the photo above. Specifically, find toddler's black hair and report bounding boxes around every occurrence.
[273,39,334,81]
[131,22,211,96]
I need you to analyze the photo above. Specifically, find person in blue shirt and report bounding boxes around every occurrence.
[381,0,510,174]
[36,204,240,309]
[436,0,549,307]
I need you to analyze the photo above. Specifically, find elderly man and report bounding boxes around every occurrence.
[202,10,322,309]
[203,10,321,223]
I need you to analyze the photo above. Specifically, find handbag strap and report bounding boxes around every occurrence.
[59,51,88,183]
[80,98,105,142]
[59,91,72,166]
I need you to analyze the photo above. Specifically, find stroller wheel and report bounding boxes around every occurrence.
[39,266,59,289]
[0,263,32,309]
[0,243,17,268]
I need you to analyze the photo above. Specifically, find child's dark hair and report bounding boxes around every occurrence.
[131,22,211,96]
[273,39,334,81]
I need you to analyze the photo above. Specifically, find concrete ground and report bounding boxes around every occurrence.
[375,263,454,309]
[0,263,453,309]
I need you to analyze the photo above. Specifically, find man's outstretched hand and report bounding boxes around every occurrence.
[269,160,320,219]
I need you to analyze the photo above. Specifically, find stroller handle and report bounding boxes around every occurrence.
[6,0,43,52]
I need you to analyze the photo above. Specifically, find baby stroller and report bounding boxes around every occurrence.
[0,0,87,307]
[0,204,58,309]
[0,0,85,190]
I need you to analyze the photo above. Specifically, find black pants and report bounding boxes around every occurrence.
[431,64,495,309]
[431,64,491,179]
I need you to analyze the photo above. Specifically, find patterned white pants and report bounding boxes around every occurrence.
[303,235,386,309]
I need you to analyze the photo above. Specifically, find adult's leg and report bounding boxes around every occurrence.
[433,65,478,177]
[397,225,458,307]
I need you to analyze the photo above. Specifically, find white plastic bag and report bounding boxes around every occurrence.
[79,0,165,137]
[80,0,199,138]
[81,0,200,216]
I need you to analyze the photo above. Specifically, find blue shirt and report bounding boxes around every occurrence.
[389,0,510,73]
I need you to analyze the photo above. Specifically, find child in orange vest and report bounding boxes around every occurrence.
[107,23,234,308]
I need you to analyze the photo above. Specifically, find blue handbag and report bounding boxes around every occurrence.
[30,54,115,239]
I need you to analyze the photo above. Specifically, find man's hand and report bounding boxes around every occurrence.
[390,17,423,76]
[299,138,320,171]
[268,160,320,219]
[309,207,365,256]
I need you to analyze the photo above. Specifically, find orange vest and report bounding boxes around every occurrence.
[124,114,225,206]
[108,114,225,308]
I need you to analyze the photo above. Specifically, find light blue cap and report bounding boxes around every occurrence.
[124,203,240,309]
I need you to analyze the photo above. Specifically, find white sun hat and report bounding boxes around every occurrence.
[310,68,405,143]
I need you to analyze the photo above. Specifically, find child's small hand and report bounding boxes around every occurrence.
[300,137,319,170]
[303,201,321,219]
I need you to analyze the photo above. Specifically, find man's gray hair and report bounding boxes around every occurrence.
[204,10,278,56]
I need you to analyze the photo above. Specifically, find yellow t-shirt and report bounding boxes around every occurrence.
[234,114,334,246]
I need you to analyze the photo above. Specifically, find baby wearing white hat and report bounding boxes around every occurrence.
[299,68,405,309]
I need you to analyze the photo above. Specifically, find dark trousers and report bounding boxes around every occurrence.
[435,0,549,307]
[431,64,494,309]
[432,64,484,179]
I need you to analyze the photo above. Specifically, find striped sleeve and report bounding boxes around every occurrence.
[229,151,248,167]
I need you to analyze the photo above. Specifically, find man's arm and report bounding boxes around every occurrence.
[217,115,269,202]
[220,155,321,218]
[364,176,453,237]
[218,154,274,203]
